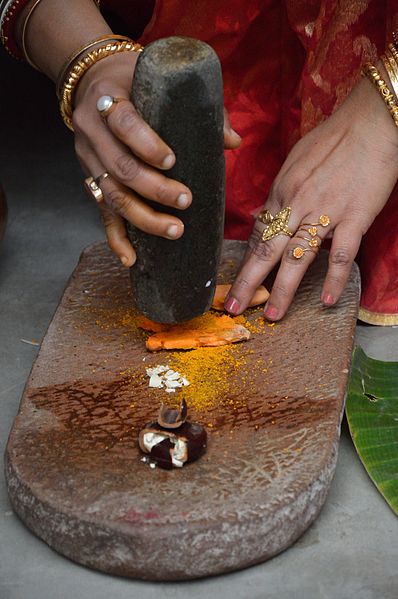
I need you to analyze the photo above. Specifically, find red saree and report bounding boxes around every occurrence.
[102,0,398,324]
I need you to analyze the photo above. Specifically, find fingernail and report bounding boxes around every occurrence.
[120,256,129,266]
[166,224,180,239]
[176,193,190,209]
[225,297,241,315]
[162,154,175,169]
[264,304,278,320]
[322,293,334,306]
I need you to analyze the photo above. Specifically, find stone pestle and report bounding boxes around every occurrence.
[129,36,225,324]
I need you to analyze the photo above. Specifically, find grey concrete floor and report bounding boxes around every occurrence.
[0,49,397,599]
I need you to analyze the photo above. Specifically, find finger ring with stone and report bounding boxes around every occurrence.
[96,95,129,118]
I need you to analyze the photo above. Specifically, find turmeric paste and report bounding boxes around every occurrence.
[141,313,251,351]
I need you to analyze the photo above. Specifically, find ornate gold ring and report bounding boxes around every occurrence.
[257,207,294,242]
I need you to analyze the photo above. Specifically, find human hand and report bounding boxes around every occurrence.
[73,51,241,266]
[225,71,398,321]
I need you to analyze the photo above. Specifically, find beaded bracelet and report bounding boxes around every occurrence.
[0,0,101,60]
[362,63,398,127]
[59,38,143,131]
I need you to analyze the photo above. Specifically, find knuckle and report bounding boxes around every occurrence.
[112,103,138,133]
[113,154,140,182]
[271,283,290,299]
[89,79,113,99]
[155,182,172,204]
[329,248,352,266]
[106,188,131,214]
[233,277,251,293]
[287,179,305,202]
[101,210,115,229]
[248,230,276,261]
[272,177,304,204]
[326,273,346,288]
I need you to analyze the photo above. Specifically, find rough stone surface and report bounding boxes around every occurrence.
[129,37,225,323]
[5,241,360,581]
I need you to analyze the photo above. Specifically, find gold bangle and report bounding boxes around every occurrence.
[21,0,101,71]
[382,50,398,100]
[20,0,44,70]
[362,62,398,127]
[388,42,398,66]
[59,39,143,131]
[56,34,133,99]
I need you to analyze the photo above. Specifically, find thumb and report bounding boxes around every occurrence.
[223,108,242,149]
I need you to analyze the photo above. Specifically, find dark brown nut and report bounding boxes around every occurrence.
[138,420,207,469]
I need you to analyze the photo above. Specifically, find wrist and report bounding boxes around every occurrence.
[74,51,140,108]
[354,65,398,151]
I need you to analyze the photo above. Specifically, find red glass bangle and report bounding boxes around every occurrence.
[0,0,31,59]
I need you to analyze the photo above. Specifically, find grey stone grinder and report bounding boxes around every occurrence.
[129,36,225,323]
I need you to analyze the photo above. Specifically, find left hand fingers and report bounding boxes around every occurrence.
[225,209,302,314]
[263,218,332,320]
[320,223,362,307]
[99,204,137,267]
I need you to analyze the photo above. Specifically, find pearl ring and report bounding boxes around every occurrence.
[96,95,129,118]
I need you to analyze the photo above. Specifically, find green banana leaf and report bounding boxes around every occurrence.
[346,346,398,515]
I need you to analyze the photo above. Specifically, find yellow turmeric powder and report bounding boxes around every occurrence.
[168,345,247,411]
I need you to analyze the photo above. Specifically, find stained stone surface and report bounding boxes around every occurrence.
[5,241,360,581]
[129,37,225,323]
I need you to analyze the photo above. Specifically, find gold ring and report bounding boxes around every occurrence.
[292,246,315,259]
[84,176,104,203]
[300,236,319,248]
[95,172,110,186]
[257,207,294,242]
[299,225,319,237]
[300,215,331,228]
[96,95,129,118]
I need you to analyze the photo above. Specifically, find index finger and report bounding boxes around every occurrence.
[106,100,176,170]
[225,222,287,315]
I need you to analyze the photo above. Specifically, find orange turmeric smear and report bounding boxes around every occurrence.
[139,312,251,351]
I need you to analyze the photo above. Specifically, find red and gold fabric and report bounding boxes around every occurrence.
[8,0,398,323]
[109,0,397,324]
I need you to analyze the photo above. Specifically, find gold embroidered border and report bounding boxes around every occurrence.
[358,307,398,326]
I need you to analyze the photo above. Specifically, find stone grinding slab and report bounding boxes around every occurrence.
[5,241,360,581]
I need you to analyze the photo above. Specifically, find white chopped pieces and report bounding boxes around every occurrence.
[145,365,189,392]
[149,373,163,388]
